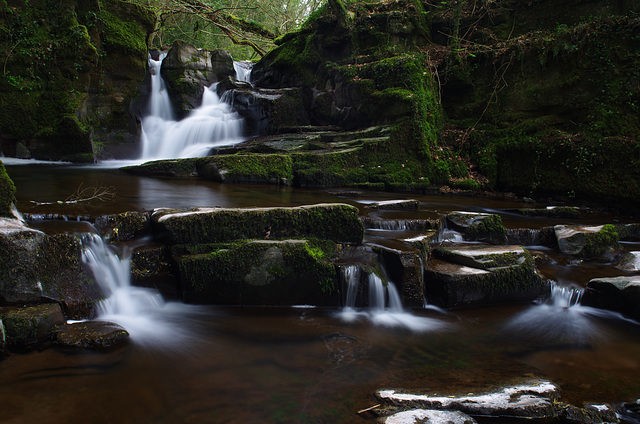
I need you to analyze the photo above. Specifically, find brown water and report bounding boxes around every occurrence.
[2,161,640,423]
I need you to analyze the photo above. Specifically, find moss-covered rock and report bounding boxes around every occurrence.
[54,320,129,350]
[176,239,339,305]
[554,224,619,258]
[152,203,364,245]
[0,219,102,317]
[94,211,150,241]
[0,303,65,349]
[425,244,545,309]
[0,0,156,161]
[131,245,178,299]
[0,161,16,217]
[446,212,508,245]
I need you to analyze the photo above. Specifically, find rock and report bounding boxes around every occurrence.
[379,409,477,424]
[0,161,16,217]
[152,203,364,244]
[362,217,440,231]
[558,403,619,424]
[196,154,293,185]
[0,219,102,318]
[373,246,425,307]
[376,379,560,419]
[506,206,581,219]
[615,223,640,241]
[54,320,129,350]
[582,275,640,320]
[616,252,640,272]
[131,245,178,299]
[446,212,507,245]
[425,245,546,308]
[366,199,420,210]
[555,224,619,258]
[506,227,557,247]
[175,239,339,305]
[94,211,150,241]
[0,303,65,349]
[161,41,235,117]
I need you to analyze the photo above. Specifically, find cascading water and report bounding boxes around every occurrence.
[233,60,253,83]
[139,53,247,160]
[81,233,199,348]
[339,264,448,331]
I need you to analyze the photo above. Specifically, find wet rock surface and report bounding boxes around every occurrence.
[583,276,640,320]
[555,224,620,258]
[0,303,65,349]
[446,212,507,245]
[54,320,129,350]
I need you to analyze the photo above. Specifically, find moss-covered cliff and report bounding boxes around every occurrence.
[0,0,155,161]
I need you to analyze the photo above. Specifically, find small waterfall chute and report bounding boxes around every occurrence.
[81,233,200,348]
[339,264,448,332]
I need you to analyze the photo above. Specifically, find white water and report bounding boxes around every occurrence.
[233,60,253,83]
[139,53,247,160]
[81,233,200,348]
[339,265,448,331]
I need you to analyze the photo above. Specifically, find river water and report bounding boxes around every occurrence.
[2,161,640,423]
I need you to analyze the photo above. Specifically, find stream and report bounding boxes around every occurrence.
[1,161,639,423]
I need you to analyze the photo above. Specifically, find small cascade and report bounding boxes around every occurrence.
[362,218,434,231]
[339,264,448,331]
[233,60,253,83]
[438,228,464,243]
[139,53,245,160]
[81,233,198,347]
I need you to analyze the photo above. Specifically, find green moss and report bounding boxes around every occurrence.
[0,161,16,217]
[582,224,619,258]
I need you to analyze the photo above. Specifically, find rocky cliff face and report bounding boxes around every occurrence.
[0,0,155,161]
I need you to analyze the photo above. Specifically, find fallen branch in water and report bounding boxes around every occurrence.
[31,184,116,205]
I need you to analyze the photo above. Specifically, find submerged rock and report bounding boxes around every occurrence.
[555,224,619,258]
[376,379,560,419]
[446,212,507,245]
[425,245,546,308]
[54,320,129,350]
[583,275,640,320]
[175,239,338,305]
[152,203,364,244]
[0,303,65,349]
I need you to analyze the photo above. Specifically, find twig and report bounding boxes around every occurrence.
[30,184,116,205]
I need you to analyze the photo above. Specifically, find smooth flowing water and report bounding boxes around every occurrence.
[2,162,640,423]
[139,54,246,160]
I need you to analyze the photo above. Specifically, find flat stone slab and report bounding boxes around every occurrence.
[583,275,640,320]
[153,203,364,244]
[434,245,529,270]
[376,380,559,418]
[55,321,129,350]
[505,206,580,219]
[380,409,477,424]
[365,199,420,210]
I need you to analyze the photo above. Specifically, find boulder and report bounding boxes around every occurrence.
[161,41,235,117]
[373,246,425,308]
[555,224,619,258]
[582,276,640,320]
[54,320,129,350]
[616,252,640,272]
[446,212,507,245]
[376,379,560,419]
[0,303,65,349]
[0,218,102,318]
[175,239,339,305]
[558,403,619,424]
[0,161,16,217]
[196,154,293,185]
[94,211,150,241]
[152,203,364,245]
[131,245,178,299]
[425,245,546,308]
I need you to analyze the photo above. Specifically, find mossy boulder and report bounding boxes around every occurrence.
[446,212,508,245]
[175,239,339,305]
[54,320,129,350]
[425,245,546,309]
[554,224,619,258]
[0,219,102,317]
[94,211,150,242]
[152,203,364,245]
[583,275,640,320]
[0,161,16,217]
[131,245,178,299]
[0,303,65,349]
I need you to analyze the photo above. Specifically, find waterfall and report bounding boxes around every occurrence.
[233,60,253,83]
[139,53,246,160]
[81,233,199,348]
[339,264,448,331]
